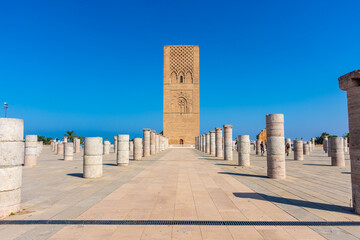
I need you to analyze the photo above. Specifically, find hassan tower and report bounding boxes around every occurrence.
[163,45,200,145]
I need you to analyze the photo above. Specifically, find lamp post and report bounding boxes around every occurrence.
[4,102,8,118]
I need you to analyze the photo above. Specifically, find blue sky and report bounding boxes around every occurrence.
[0,0,359,141]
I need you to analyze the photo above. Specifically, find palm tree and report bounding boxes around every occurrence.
[65,131,76,142]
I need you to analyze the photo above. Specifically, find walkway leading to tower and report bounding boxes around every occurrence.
[48,148,325,239]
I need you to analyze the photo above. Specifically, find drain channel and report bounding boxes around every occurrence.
[0,220,360,226]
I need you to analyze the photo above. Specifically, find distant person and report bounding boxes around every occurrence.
[286,143,291,156]
[260,142,265,156]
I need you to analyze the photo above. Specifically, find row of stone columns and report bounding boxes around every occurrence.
[142,129,168,158]
[195,125,232,161]
[24,135,45,167]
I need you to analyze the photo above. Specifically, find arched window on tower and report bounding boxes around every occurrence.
[180,76,183,83]
[178,97,187,113]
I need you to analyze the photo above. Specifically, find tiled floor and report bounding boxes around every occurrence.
[1,147,359,239]
[49,148,333,240]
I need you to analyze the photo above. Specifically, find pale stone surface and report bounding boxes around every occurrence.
[37,141,43,157]
[201,134,205,152]
[83,137,103,178]
[47,148,334,240]
[205,132,210,154]
[159,136,164,151]
[103,140,110,155]
[74,138,81,153]
[57,142,64,155]
[150,130,156,155]
[0,118,23,218]
[323,136,328,153]
[256,140,261,155]
[117,135,129,166]
[237,135,250,166]
[54,141,58,153]
[133,138,142,161]
[339,69,360,214]
[64,142,74,161]
[24,135,37,167]
[303,142,310,156]
[311,138,315,150]
[155,133,160,154]
[344,137,348,153]
[328,137,332,157]
[114,136,117,153]
[143,129,151,157]
[294,140,304,160]
[215,127,223,157]
[266,114,285,179]
[209,131,215,156]
[223,125,233,160]
[129,140,134,154]
[330,137,345,167]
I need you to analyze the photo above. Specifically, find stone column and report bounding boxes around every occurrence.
[237,135,250,166]
[103,140,110,155]
[266,114,285,179]
[133,138,142,160]
[339,71,360,213]
[285,138,291,154]
[323,136,328,153]
[164,137,168,149]
[205,132,210,154]
[37,141,43,156]
[256,140,261,155]
[311,138,315,150]
[114,136,118,153]
[51,140,54,151]
[294,140,303,160]
[223,125,233,160]
[117,134,129,166]
[201,135,205,152]
[129,140,134,154]
[160,136,164,151]
[54,141,58,153]
[327,138,332,157]
[330,137,345,167]
[215,128,223,158]
[64,142,74,161]
[57,142,64,155]
[0,118,23,218]
[83,137,102,178]
[24,135,37,167]
[74,138,81,153]
[210,131,216,156]
[344,137,348,153]
[143,129,151,157]
[303,142,310,155]
[150,130,156,155]
[155,133,160,154]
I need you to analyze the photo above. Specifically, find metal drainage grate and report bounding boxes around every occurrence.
[0,220,360,226]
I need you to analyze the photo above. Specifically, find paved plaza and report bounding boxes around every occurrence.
[1,146,360,239]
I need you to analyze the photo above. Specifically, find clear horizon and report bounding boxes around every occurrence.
[1,0,358,141]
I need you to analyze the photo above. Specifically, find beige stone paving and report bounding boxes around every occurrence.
[49,149,325,240]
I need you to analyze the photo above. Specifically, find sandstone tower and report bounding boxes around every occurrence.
[163,45,200,145]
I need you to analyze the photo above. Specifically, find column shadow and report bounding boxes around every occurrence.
[233,192,354,214]
[218,172,267,179]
